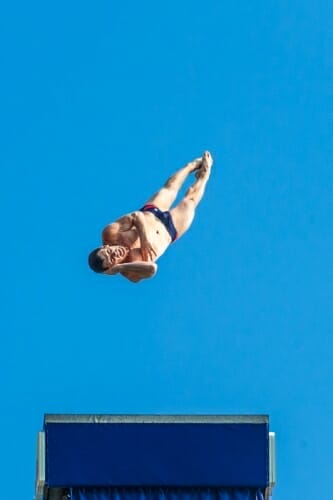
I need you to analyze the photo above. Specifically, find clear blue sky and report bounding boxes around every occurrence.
[1,1,332,498]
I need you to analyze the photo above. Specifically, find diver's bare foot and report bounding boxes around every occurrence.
[195,151,213,178]
[187,158,203,173]
[203,151,213,168]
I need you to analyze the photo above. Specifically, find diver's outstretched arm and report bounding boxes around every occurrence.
[105,261,158,283]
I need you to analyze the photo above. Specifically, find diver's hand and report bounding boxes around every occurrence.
[141,240,157,261]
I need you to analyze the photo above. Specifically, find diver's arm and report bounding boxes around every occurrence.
[131,212,157,261]
[102,214,135,244]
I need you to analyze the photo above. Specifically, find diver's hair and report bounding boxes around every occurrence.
[88,245,130,273]
[88,248,105,273]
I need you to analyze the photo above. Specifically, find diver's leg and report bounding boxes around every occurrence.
[170,151,213,237]
[144,157,202,211]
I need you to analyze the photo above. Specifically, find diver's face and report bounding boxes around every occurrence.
[98,244,129,273]
[98,245,115,271]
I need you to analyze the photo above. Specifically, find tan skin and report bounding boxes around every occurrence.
[95,151,213,282]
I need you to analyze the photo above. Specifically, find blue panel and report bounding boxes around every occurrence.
[71,487,265,500]
[45,423,269,487]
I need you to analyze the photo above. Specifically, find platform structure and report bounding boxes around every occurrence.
[35,414,276,500]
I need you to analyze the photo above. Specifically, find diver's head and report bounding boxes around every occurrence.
[88,245,129,273]
[88,247,107,273]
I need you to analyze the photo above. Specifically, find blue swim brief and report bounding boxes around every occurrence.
[140,204,178,242]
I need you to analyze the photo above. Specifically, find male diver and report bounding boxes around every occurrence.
[88,151,213,282]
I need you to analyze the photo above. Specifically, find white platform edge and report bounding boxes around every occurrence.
[44,414,269,424]
[35,431,45,500]
[266,431,276,498]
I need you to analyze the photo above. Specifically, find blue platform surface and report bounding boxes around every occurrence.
[44,415,269,488]
[71,487,265,500]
